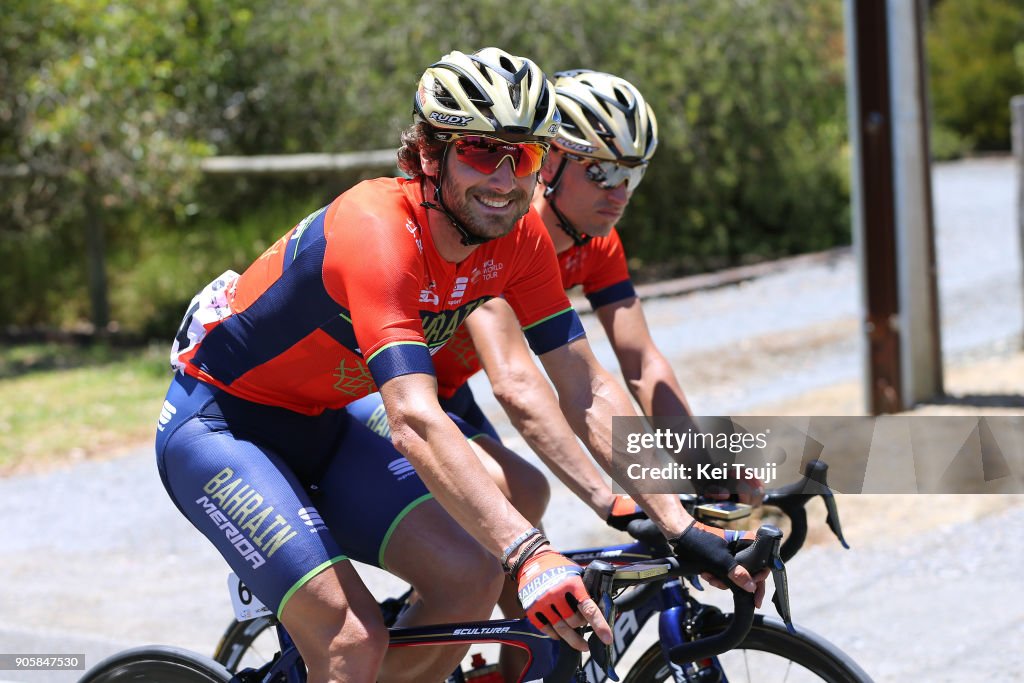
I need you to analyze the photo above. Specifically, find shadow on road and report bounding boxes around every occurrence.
[926,393,1024,408]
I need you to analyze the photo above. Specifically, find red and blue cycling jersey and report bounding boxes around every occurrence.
[432,227,636,398]
[172,177,583,415]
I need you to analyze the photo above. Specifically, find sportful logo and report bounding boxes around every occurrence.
[157,400,177,432]
[387,458,417,481]
[448,277,469,305]
[297,507,327,533]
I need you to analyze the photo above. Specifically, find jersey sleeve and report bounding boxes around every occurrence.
[581,228,636,310]
[321,190,435,389]
[503,213,586,355]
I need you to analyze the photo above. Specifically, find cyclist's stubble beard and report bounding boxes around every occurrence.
[441,171,533,242]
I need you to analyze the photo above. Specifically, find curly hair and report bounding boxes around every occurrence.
[397,121,447,178]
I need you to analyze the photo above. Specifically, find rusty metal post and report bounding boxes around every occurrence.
[846,0,902,414]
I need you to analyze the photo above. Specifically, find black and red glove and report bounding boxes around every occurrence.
[668,520,755,580]
[515,549,589,632]
[605,494,646,531]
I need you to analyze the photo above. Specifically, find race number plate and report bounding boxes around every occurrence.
[228,573,272,622]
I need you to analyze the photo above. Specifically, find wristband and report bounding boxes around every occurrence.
[500,527,542,572]
[505,533,550,578]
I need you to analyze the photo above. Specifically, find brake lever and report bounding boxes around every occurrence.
[581,561,620,682]
[770,560,794,633]
[735,525,794,633]
[821,491,850,549]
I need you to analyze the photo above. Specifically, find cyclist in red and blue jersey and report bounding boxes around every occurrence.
[156,52,764,683]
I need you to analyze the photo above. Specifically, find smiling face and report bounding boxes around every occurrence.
[437,145,538,242]
[540,151,633,239]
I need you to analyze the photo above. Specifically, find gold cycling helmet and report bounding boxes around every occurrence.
[414,47,561,140]
[552,70,658,162]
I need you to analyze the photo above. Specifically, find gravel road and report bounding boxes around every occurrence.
[2,157,1022,682]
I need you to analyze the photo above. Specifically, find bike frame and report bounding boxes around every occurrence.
[237,540,738,683]
[565,541,705,683]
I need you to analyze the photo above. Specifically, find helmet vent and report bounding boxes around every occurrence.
[457,75,490,107]
[560,115,583,139]
[534,85,551,126]
[615,90,639,141]
[434,81,459,110]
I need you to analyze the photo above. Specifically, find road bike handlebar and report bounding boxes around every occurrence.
[760,459,850,561]
[609,460,846,616]
[675,459,848,561]
[578,524,791,678]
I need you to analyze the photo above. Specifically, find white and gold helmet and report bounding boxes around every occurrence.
[552,70,658,162]
[414,47,560,140]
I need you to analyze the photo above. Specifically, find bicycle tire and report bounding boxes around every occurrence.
[80,645,232,683]
[622,616,872,683]
[212,616,277,672]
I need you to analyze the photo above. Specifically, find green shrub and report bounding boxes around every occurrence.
[927,0,1024,151]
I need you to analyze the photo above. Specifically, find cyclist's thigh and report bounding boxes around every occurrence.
[470,435,549,524]
[156,377,348,617]
[346,391,486,441]
[311,416,439,570]
[317,411,501,607]
[439,382,501,442]
[344,393,394,439]
[345,393,543,521]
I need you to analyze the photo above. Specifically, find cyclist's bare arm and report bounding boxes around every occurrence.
[464,299,615,516]
[594,296,692,417]
[380,371,538,556]
[535,338,686,531]
[378,371,613,648]
[536,338,761,597]
[596,298,763,503]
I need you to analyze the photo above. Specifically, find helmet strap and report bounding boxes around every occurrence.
[542,157,592,247]
[419,144,493,247]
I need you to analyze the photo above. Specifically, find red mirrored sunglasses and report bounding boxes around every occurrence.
[440,134,549,178]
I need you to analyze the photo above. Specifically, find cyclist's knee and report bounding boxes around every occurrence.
[296,607,388,681]
[509,461,550,525]
[281,565,387,679]
[421,539,504,610]
[324,617,388,673]
[472,437,550,526]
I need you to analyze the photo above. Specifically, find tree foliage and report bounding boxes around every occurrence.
[927,0,1024,151]
[3,0,851,334]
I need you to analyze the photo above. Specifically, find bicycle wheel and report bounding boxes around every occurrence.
[212,616,279,672]
[80,645,232,683]
[622,616,872,683]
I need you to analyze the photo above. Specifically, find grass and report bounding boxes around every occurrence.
[0,342,174,474]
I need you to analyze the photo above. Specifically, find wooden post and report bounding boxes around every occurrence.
[84,167,110,331]
[1013,95,1024,350]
